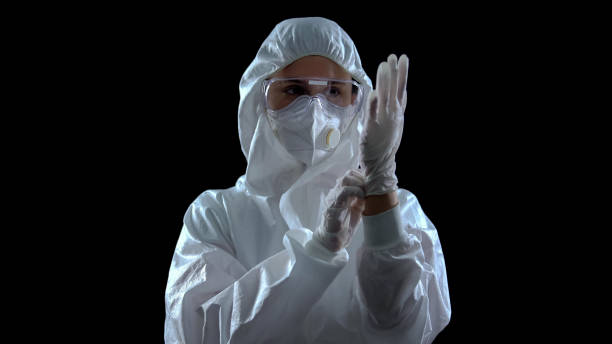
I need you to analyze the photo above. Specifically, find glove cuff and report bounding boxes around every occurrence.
[305,236,344,262]
[364,161,398,196]
[313,225,347,253]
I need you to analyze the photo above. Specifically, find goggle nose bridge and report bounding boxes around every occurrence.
[307,94,324,104]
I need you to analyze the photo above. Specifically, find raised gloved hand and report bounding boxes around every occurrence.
[312,169,367,252]
[360,54,409,196]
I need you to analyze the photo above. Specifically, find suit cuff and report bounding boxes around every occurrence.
[362,203,403,249]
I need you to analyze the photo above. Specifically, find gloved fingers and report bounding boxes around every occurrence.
[316,227,352,252]
[366,91,378,125]
[376,61,390,116]
[341,169,366,188]
[349,198,365,227]
[341,175,365,189]
[332,185,365,208]
[323,207,350,234]
[325,172,360,208]
[319,200,363,250]
[314,229,342,252]
[349,167,366,179]
[387,54,399,107]
[398,54,409,110]
[350,197,366,213]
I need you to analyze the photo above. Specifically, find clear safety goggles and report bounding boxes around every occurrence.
[263,77,364,113]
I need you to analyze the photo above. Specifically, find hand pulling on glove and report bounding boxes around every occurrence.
[360,54,409,196]
[312,169,366,252]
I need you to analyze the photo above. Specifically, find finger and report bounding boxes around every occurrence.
[323,207,350,234]
[341,178,366,197]
[341,170,366,188]
[336,186,365,206]
[376,62,390,115]
[350,197,365,213]
[348,168,366,181]
[367,91,378,124]
[349,198,365,234]
[398,54,409,108]
[341,175,364,188]
[387,54,399,107]
[332,185,365,208]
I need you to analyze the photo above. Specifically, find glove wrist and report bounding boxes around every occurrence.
[313,225,342,252]
[365,175,398,196]
[305,236,343,260]
[363,159,398,196]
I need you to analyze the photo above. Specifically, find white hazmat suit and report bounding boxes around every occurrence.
[164,17,451,343]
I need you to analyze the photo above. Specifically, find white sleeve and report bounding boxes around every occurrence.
[356,202,451,344]
[164,196,347,344]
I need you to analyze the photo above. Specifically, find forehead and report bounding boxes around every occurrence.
[272,55,352,80]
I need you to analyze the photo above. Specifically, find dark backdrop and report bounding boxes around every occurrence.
[57,5,548,343]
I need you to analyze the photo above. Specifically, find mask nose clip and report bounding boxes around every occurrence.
[308,95,333,120]
[308,95,323,106]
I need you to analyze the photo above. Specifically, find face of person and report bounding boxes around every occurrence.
[266,56,357,110]
[271,55,352,80]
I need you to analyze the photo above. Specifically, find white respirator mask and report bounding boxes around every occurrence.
[263,77,363,166]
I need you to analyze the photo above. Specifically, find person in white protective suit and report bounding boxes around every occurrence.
[164,17,451,343]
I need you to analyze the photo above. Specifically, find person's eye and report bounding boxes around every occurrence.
[328,87,342,97]
[284,85,306,95]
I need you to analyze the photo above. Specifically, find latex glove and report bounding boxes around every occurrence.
[360,54,409,196]
[312,169,367,252]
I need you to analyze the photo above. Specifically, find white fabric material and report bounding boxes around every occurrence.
[164,17,451,343]
[362,203,403,250]
[267,95,353,166]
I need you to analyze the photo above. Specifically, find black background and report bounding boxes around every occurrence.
[31,4,569,343]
